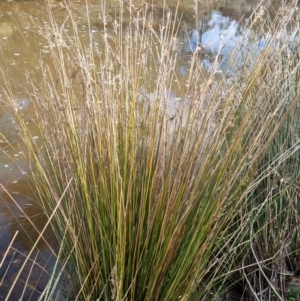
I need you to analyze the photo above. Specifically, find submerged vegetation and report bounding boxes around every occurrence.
[1,0,300,300]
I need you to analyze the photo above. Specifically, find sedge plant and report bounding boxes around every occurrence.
[2,0,300,300]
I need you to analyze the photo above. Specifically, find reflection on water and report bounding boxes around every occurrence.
[180,2,269,74]
[0,0,289,299]
[180,10,245,73]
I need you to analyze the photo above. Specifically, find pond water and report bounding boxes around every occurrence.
[0,0,290,299]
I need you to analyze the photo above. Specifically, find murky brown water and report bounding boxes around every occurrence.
[0,0,288,299]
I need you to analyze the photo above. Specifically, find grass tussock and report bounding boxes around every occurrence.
[2,0,300,300]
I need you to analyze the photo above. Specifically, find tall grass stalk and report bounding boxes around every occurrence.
[2,0,300,300]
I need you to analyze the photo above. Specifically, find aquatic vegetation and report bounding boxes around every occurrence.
[2,0,300,300]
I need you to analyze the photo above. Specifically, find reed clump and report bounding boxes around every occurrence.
[2,0,300,300]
